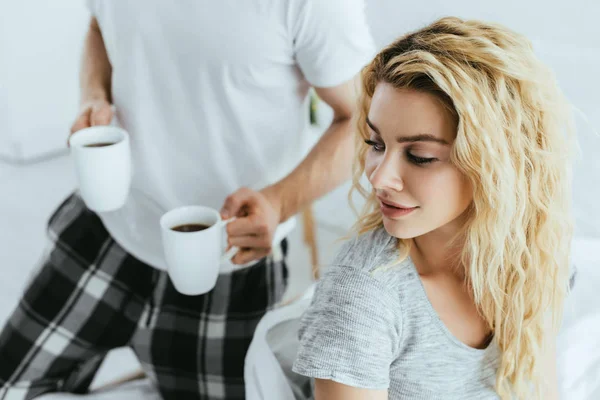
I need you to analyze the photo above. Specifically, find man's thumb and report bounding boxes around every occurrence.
[221,188,253,220]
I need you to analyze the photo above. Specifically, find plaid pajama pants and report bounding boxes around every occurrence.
[0,194,288,399]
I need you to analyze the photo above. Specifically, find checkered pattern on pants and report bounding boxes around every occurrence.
[0,194,288,399]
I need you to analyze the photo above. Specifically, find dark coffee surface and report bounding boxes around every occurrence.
[84,142,116,148]
[171,223,210,232]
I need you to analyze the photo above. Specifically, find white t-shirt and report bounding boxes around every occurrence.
[86,0,375,270]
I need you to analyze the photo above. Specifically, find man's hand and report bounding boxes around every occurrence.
[220,187,283,265]
[69,99,113,139]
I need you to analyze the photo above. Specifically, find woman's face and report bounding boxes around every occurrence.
[365,83,473,239]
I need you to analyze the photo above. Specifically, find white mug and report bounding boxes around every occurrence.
[160,205,293,295]
[69,126,132,212]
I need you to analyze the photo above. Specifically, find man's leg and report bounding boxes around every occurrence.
[132,240,289,400]
[0,194,156,399]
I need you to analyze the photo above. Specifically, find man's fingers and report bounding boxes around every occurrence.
[68,102,113,147]
[91,103,113,126]
[226,215,269,238]
[231,248,270,265]
[228,235,271,250]
[70,107,93,134]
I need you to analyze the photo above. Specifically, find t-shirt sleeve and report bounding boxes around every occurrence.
[85,0,95,14]
[292,265,402,390]
[292,0,376,88]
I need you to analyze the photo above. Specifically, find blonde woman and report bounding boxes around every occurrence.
[293,17,574,399]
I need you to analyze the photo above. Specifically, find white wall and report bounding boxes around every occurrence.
[365,0,600,123]
[0,1,89,162]
[366,0,600,48]
[1,1,598,153]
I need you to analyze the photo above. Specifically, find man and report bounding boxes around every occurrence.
[0,1,374,398]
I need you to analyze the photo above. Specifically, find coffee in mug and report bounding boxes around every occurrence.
[84,142,116,148]
[171,223,211,232]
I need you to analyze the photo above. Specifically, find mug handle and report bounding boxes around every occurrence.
[219,218,238,263]
[219,218,296,264]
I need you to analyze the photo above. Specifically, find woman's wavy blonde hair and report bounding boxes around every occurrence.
[351,17,574,399]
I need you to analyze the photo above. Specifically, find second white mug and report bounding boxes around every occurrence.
[160,206,233,296]
[160,205,295,295]
[69,126,132,212]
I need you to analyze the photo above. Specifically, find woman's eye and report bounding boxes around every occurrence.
[364,139,385,152]
[407,153,437,165]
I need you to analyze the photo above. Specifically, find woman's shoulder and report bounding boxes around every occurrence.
[327,226,417,301]
[295,228,408,390]
[333,226,403,273]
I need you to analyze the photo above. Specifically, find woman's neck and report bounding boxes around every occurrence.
[410,216,468,278]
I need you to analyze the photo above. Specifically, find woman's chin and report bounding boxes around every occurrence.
[382,217,419,240]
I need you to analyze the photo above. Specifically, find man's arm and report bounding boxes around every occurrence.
[221,77,361,264]
[81,17,112,103]
[314,379,388,400]
[71,17,114,133]
[263,78,359,221]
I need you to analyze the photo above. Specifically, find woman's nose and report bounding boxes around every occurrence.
[368,154,404,193]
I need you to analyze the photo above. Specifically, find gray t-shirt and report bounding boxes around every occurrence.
[293,227,500,399]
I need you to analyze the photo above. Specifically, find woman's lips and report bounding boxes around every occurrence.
[378,198,418,218]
